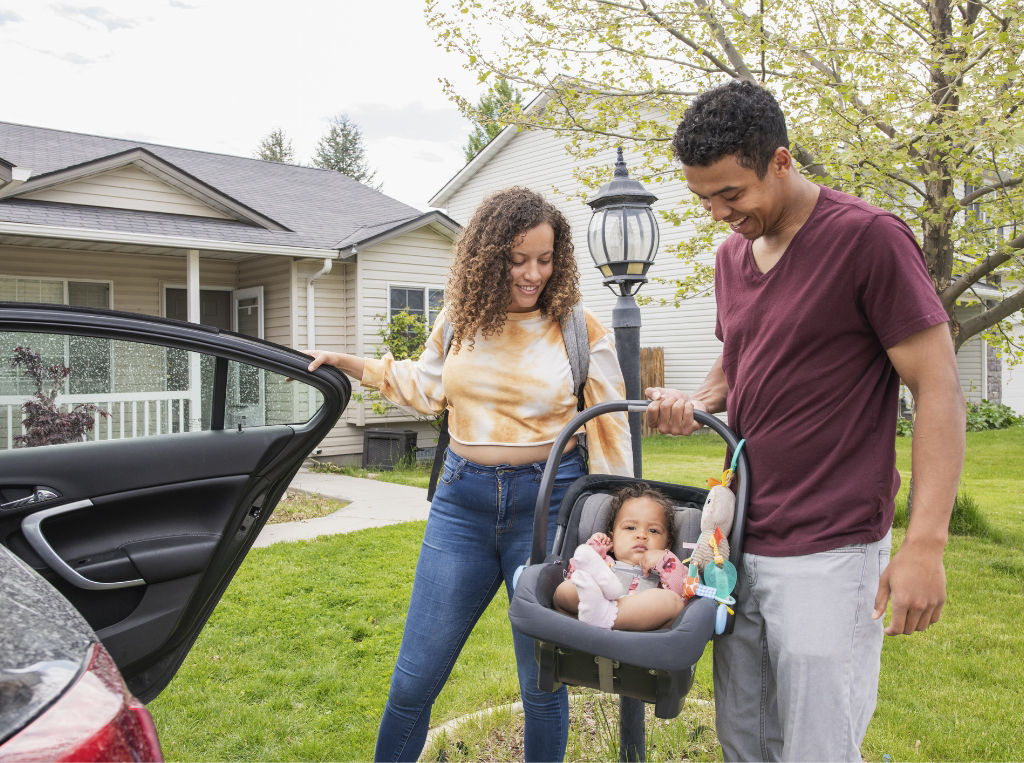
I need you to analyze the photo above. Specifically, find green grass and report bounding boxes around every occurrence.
[150,427,1024,761]
[265,490,349,524]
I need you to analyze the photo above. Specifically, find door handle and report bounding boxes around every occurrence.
[21,500,146,590]
[1,487,61,512]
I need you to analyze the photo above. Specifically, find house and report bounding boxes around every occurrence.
[428,107,997,410]
[0,121,459,460]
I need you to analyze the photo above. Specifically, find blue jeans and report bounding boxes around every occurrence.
[375,447,586,762]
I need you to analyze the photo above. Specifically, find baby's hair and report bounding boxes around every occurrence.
[606,482,676,550]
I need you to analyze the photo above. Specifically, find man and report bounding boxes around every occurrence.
[646,80,965,761]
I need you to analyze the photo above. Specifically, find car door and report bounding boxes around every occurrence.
[0,302,350,703]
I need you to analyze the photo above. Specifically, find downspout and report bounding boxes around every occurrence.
[306,258,333,350]
[305,258,333,427]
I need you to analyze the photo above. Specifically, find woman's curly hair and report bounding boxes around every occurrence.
[445,187,581,351]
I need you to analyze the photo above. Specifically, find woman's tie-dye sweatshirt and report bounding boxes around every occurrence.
[361,306,633,476]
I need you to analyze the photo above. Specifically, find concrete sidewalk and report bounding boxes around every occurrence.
[253,467,431,548]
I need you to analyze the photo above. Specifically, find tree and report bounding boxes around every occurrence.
[427,0,1024,357]
[463,77,526,161]
[312,113,381,189]
[253,128,296,163]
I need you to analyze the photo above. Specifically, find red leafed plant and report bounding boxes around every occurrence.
[9,346,108,447]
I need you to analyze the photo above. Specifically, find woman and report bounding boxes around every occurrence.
[306,186,632,762]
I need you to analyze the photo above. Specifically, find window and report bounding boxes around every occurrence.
[0,277,113,396]
[0,327,326,450]
[389,286,444,326]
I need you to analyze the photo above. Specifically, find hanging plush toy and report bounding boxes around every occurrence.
[691,482,735,573]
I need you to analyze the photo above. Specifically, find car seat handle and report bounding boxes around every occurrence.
[530,400,751,566]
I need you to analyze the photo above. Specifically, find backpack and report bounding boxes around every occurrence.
[427,303,590,500]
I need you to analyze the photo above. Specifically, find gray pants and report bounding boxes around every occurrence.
[712,531,892,762]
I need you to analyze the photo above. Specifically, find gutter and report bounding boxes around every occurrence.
[0,220,342,259]
[0,165,31,193]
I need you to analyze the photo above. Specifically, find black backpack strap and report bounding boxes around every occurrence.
[427,409,450,501]
[427,320,456,501]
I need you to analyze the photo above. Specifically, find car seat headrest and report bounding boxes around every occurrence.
[575,492,703,562]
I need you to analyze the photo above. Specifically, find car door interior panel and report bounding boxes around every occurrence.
[0,303,351,702]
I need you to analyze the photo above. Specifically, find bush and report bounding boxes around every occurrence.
[895,399,1021,436]
[893,488,994,540]
[965,399,1022,432]
[9,346,107,447]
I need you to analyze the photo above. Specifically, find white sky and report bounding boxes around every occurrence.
[0,0,482,210]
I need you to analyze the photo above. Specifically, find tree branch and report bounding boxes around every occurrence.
[956,287,1024,348]
[630,0,745,77]
[944,247,1017,307]
[960,176,1023,205]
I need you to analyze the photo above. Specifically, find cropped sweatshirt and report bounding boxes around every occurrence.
[361,306,633,476]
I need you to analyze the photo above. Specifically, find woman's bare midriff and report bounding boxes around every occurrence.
[449,438,577,466]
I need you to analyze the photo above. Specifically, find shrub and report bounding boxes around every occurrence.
[895,399,1021,436]
[965,399,1022,432]
[893,488,994,540]
[9,346,108,447]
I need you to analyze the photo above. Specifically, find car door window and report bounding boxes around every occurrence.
[2,330,324,449]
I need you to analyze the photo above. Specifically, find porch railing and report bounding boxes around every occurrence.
[1,391,199,450]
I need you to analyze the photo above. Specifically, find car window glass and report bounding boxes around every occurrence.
[1,330,324,450]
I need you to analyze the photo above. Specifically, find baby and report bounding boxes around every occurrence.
[553,482,688,630]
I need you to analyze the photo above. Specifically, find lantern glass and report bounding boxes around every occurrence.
[623,206,660,265]
[587,208,615,266]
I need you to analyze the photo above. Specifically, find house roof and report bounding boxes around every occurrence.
[0,121,460,256]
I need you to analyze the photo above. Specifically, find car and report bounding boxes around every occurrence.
[0,302,350,760]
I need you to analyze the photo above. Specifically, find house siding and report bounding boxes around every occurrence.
[238,258,291,344]
[956,334,987,404]
[312,229,455,461]
[21,164,233,219]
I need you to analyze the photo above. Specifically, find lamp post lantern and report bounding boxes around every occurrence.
[586,146,660,479]
[585,147,660,763]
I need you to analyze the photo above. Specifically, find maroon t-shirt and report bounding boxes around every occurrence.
[715,186,948,556]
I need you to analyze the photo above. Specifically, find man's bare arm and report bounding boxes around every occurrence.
[873,323,965,635]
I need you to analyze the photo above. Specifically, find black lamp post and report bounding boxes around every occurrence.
[586,146,660,479]
[586,147,660,763]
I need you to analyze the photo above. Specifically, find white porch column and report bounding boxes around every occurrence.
[186,249,203,430]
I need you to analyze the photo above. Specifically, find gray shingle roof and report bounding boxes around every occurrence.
[0,121,427,251]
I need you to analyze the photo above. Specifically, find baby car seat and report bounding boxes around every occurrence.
[509,401,750,719]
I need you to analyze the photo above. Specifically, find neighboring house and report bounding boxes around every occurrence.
[0,121,459,461]
[429,105,995,408]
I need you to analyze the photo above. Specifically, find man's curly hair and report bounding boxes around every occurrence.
[446,187,581,352]
[606,482,677,552]
[672,80,788,179]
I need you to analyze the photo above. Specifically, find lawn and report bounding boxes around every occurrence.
[149,428,1024,761]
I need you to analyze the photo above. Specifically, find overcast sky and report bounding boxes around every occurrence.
[0,0,482,210]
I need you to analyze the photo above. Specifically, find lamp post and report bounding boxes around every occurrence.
[586,147,660,762]
[586,146,660,479]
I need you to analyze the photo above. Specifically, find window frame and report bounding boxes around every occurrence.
[0,276,114,396]
[387,284,444,328]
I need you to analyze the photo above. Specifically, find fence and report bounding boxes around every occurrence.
[1,391,197,450]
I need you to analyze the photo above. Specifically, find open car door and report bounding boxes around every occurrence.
[0,303,350,702]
